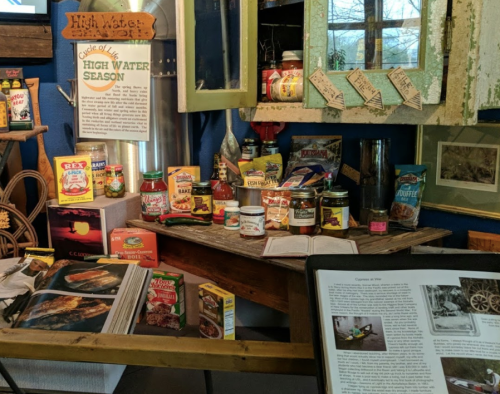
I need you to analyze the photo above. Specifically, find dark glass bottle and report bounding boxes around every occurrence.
[210,152,220,189]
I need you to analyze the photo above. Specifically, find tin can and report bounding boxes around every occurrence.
[9,89,30,121]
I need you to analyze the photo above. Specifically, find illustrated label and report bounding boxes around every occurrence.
[191,195,212,214]
[213,199,228,222]
[224,211,240,229]
[141,191,169,216]
[241,145,259,160]
[60,161,91,196]
[289,208,316,226]
[321,206,349,230]
[240,215,265,236]
[92,160,106,191]
[9,89,30,121]
[107,174,125,193]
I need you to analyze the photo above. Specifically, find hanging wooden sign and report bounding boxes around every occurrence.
[346,68,383,110]
[387,67,423,111]
[340,164,360,185]
[308,68,345,110]
[62,12,156,40]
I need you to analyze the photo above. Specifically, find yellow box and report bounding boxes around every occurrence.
[199,283,235,340]
[53,155,94,204]
[167,166,200,213]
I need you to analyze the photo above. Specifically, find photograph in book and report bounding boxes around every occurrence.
[421,285,479,336]
[441,357,500,394]
[459,278,500,316]
[332,316,386,351]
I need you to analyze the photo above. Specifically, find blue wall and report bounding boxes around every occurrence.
[8,0,500,249]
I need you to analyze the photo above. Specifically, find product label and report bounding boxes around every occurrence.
[191,195,212,214]
[0,102,7,128]
[241,145,259,160]
[261,146,279,156]
[169,169,197,212]
[92,160,106,191]
[262,69,282,94]
[60,160,91,196]
[289,208,316,226]
[321,206,349,230]
[141,191,169,217]
[107,175,125,193]
[279,75,300,99]
[224,211,240,229]
[369,221,387,232]
[213,199,228,222]
[282,69,303,77]
[9,89,30,121]
[239,215,265,236]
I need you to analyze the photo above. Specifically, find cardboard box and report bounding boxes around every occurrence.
[199,283,235,340]
[53,155,94,204]
[167,166,200,213]
[110,228,158,268]
[0,68,23,80]
[145,271,186,330]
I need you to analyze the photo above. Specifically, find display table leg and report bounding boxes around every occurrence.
[287,271,313,343]
[0,359,24,394]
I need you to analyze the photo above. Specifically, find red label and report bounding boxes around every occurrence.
[61,161,87,170]
[369,222,387,232]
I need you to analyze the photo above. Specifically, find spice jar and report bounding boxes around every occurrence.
[289,188,316,235]
[191,181,213,222]
[320,189,349,238]
[282,50,303,77]
[140,171,169,222]
[268,75,303,102]
[261,140,279,156]
[75,141,108,197]
[240,206,265,239]
[368,208,389,235]
[224,200,240,230]
[241,138,260,160]
[104,164,125,198]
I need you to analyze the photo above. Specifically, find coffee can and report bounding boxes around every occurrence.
[9,89,31,121]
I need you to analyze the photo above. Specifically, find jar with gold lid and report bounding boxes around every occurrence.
[289,188,316,235]
[368,208,389,235]
[320,189,349,238]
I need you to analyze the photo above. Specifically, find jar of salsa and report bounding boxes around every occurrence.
[140,171,169,222]
[104,165,125,198]
[289,188,316,235]
[320,189,349,238]
[191,181,213,222]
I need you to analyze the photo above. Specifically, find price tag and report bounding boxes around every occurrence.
[387,67,422,110]
[346,68,384,110]
[308,68,345,110]
[340,164,360,185]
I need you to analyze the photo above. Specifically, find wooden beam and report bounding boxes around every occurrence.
[468,231,500,252]
[0,25,52,59]
[0,329,316,376]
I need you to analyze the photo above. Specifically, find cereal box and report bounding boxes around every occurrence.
[110,228,158,268]
[199,283,235,340]
[53,155,94,204]
[146,271,185,330]
[167,166,200,213]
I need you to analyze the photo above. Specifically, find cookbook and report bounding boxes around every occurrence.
[261,235,359,258]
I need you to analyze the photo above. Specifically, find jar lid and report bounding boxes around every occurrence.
[75,141,107,152]
[226,201,239,207]
[282,50,303,61]
[263,140,277,145]
[323,189,348,197]
[244,138,259,143]
[192,181,211,187]
[370,208,387,214]
[143,171,163,179]
[105,164,123,172]
[290,187,315,198]
[241,206,264,214]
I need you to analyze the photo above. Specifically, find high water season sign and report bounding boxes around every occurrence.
[76,42,151,141]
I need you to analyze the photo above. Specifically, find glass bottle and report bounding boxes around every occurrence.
[140,171,169,222]
[212,162,234,224]
[210,152,220,189]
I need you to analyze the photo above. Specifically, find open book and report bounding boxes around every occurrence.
[261,235,359,258]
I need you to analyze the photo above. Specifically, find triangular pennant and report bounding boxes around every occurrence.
[327,92,346,111]
[364,91,383,110]
[403,91,422,111]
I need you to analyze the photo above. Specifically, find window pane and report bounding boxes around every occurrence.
[327,30,365,70]
[328,0,365,24]
[383,0,421,21]
[382,27,420,69]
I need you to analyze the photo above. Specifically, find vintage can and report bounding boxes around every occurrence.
[9,89,30,121]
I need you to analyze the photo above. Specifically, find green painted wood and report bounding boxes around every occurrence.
[304,0,447,108]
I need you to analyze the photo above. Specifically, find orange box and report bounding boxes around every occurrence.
[110,228,158,268]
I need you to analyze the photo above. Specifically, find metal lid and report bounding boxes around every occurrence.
[75,141,107,152]
[192,181,211,187]
[323,189,348,198]
[105,164,123,172]
[290,187,315,198]
[143,171,163,179]
[370,208,387,214]
[243,138,259,143]
[263,140,277,145]
[282,50,303,61]
[240,206,264,214]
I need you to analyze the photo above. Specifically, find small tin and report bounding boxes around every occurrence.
[9,89,30,121]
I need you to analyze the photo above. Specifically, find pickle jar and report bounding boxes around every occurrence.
[191,181,213,222]
[289,188,316,235]
[368,209,389,235]
[104,165,125,198]
[320,189,349,238]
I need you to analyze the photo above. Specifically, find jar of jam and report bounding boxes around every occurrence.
[140,171,169,222]
[104,164,125,198]
[241,138,260,160]
[289,188,316,235]
[320,189,349,238]
[240,206,265,239]
[368,208,389,235]
[191,181,213,222]
[261,140,279,156]
[282,50,303,77]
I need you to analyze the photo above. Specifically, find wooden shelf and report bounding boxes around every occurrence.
[0,126,48,142]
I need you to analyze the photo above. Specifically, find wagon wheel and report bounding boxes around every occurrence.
[468,281,495,297]
[470,293,490,313]
[0,203,37,259]
[488,294,500,314]
[475,290,493,299]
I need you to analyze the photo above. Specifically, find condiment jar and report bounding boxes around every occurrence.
[289,188,316,235]
[240,206,265,239]
[320,189,349,238]
[282,50,303,77]
[261,140,279,156]
[75,141,108,197]
[224,201,240,230]
[368,208,389,235]
[191,181,213,222]
[140,171,169,222]
[104,164,125,198]
[241,138,260,160]
[268,75,303,102]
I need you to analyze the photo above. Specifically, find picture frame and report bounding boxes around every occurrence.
[416,123,500,220]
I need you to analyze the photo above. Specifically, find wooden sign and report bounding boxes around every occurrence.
[340,163,360,185]
[387,67,422,110]
[308,68,345,110]
[62,12,155,40]
[346,68,383,110]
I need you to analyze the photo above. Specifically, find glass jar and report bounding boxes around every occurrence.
[261,140,279,157]
[191,181,213,222]
[368,208,389,235]
[268,76,303,102]
[240,206,265,239]
[282,50,303,77]
[75,141,108,197]
[289,188,316,235]
[224,200,240,230]
[140,171,169,222]
[241,138,260,160]
[104,164,125,198]
[320,189,349,238]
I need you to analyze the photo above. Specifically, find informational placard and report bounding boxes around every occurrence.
[387,67,423,111]
[77,42,151,141]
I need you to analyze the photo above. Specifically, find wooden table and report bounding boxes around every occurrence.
[127,220,451,343]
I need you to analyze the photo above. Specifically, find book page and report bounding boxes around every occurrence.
[311,236,358,255]
[262,236,311,256]
[315,269,500,394]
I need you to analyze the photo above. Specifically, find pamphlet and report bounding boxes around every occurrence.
[261,235,359,258]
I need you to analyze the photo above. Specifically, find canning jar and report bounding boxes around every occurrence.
[75,141,108,197]
[282,50,303,77]
[240,206,265,239]
[241,138,260,160]
[320,189,349,238]
[268,75,303,102]
[140,171,169,222]
[261,140,279,156]
[191,181,213,222]
[289,188,316,235]
[104,164,125,198]
[368,208,389,235]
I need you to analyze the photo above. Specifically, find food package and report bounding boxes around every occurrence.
[168,166,200,213]
[239,161,265,188]
[53,155,94,204]
[146,271,186,330]
[199,283,235,340]
[390,165,427,228]
[261,189,291,230]
[253,153,283,188]
[285,136,342,183]
[280,165,325,188]
[110,228,158,268]
[24,247,55,267]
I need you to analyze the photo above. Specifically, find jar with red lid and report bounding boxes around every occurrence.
[105,164,125,198]
[282,50,303,77]
[140,171,169,222]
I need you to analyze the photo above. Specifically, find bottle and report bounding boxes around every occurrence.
[210,152,220,189]
[212,162,234,224]
[1,80,11,123]
[140,171,169,222]
[0,91,8,133]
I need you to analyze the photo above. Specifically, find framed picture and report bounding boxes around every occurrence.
[416,123,500,220]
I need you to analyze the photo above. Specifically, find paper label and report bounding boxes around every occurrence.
[191,195,212,214]
[308,68,345,110]
[213,199,228,222]
[224,210,240,228]
[321,206,349,230]
[346,68,383,110]
[289,208,316,226]
[92,160,106,191]
[141,191,169,217]
[369,221,387,232]
[387,67,422,110]
[240,215,265,236]
[9,89,30,121]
